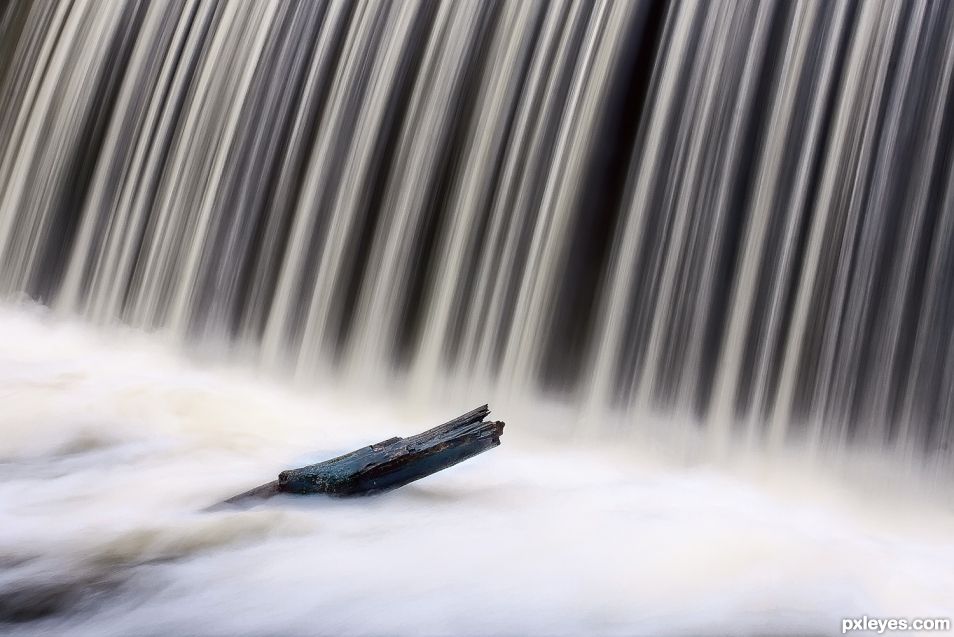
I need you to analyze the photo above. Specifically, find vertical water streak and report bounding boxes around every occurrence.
[0,0,951,464]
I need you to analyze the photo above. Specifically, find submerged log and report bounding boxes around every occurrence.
[217,405,504,507]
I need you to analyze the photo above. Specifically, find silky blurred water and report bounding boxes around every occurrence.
[0,303,952,636]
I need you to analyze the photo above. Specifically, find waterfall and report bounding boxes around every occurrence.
[2,0,953,461]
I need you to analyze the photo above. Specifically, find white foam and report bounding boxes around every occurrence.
[0,304,952,636]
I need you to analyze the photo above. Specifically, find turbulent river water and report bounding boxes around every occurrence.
[1,304,952,636]
[4,0,954,633]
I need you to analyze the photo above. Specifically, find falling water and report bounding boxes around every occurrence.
[2,0,954,464]
[4,2,954,634]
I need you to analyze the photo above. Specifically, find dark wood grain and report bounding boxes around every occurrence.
[216,405,504,507]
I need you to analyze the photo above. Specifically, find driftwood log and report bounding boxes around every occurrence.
[217,405,504,507]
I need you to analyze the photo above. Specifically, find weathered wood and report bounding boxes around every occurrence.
[217,405,504,507]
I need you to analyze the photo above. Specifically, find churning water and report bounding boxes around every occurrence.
[2,0,954,633]
[0,304,952,636]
